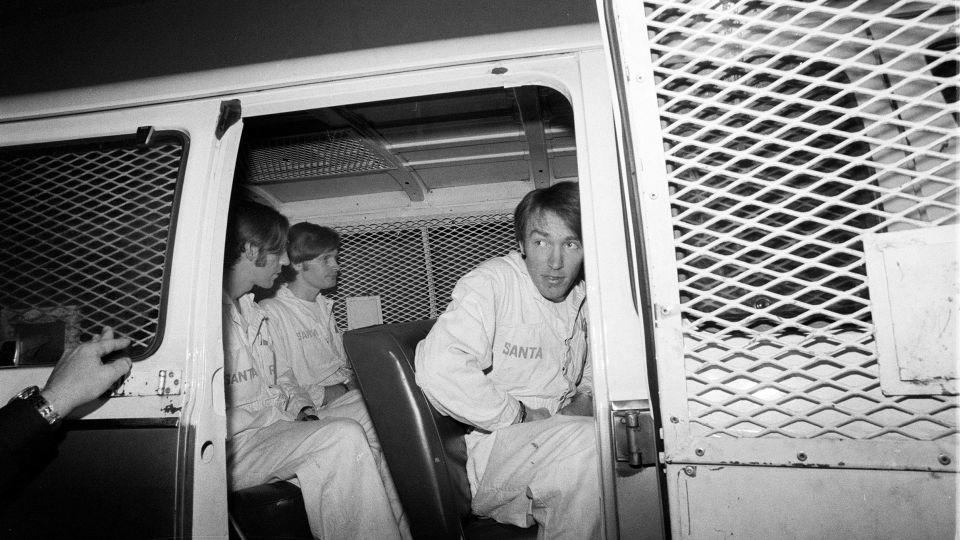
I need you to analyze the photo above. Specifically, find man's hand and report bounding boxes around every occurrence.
[558,392,594,417]
[41,326,132,418]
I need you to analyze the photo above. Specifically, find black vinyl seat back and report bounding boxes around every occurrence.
[343,319,472,539]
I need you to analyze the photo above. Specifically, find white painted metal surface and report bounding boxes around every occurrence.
[864,225,958,395]
[668,463,956,539]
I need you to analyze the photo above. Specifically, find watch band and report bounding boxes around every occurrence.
[10,385,62,427]
[516,400,527,424]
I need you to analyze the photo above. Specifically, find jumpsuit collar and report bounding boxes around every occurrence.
[276,283,335,309]
[224,292,270,345]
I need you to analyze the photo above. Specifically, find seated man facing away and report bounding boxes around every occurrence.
[222,200,404,540]
[415,181,600,539]
[259,222,408,534]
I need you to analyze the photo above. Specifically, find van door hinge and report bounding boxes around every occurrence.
[216,99,242,140]
[612,409,658,468]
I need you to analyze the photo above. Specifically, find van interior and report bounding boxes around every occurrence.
[236,85,577,325]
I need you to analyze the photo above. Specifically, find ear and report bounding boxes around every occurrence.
[293,261,305,273]
[242,242,260,262]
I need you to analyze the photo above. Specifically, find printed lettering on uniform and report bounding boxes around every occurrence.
[296,328,320,341]
[227,367,259,385]
[501,341,543,359]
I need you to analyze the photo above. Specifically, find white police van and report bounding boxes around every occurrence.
[0,0,955,538]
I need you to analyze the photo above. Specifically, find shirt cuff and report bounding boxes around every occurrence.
[500,397,523,429]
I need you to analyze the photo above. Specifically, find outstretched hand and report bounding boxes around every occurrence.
[41,327,132,418]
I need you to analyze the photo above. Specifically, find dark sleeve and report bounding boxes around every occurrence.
[0,399,59,492]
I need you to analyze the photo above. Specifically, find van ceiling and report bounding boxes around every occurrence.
[237,86,577,203]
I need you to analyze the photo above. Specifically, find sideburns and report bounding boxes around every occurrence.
[254,251,271,267]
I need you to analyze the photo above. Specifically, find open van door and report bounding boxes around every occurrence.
[597,0,957,537]
[0,97,242,538]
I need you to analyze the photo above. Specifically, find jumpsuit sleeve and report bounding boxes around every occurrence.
[578,338,593,395]
[263,313,316,413]
[0,399,58,492]
[331,316,355,379]
[415,270,522,432]
[277,364,313,414]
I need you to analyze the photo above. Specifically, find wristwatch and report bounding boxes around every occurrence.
[10,385,62,427]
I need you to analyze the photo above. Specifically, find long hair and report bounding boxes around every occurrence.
[513,181,581,246]
[224,200,289,271]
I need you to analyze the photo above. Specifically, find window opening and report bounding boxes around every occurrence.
[235,86,576,328]
[0,132,187,364]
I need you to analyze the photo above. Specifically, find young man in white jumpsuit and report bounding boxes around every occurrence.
[223,200,403,540]
[415,181,600,539]
[259,222,409,535]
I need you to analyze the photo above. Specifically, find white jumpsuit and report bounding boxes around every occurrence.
[259,285,354,407]
[415,252,600,540]
[224,293,401,540]
[259,285,410,536]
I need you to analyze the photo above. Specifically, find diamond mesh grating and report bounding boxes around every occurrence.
[244,129,395,183]
[330,214,516,329]
[644,0,958,440]
[0,135,184,359]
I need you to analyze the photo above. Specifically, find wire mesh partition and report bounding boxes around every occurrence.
[0,134,185,360]
[244,129,395,184]
[329,213,517,330]
[644,0,958,441]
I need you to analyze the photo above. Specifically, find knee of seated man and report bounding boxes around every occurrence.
[309,417,369,451]
[560,416,598,448]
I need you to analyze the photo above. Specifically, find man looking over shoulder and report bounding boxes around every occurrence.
[259,222,409,534]
[415,181,599,539]
[223,200,403,540]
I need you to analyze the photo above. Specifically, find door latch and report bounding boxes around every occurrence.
[612,409,658,468]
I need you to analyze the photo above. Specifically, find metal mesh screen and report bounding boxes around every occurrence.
[644,0,958,440]
[330,214,516,329]
[244,129,395,183]
[0,134,185,360]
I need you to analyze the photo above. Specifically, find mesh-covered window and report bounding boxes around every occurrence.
[645,0,958,441]
[0,133,186,364]
[329,214,516,329]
